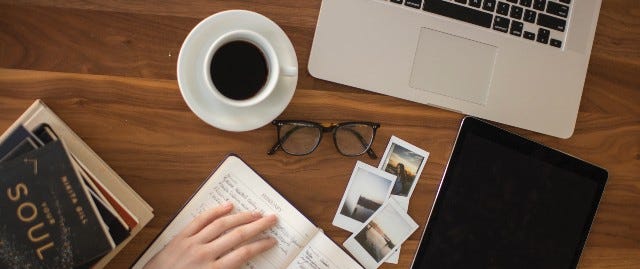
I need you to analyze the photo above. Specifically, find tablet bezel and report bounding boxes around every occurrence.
[410,117,608,268]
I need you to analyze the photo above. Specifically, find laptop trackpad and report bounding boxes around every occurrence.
[410,28,497,105]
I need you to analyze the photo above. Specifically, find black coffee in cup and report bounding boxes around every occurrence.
[209,41,269,101]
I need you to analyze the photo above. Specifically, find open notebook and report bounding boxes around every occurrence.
[133,155,362,269]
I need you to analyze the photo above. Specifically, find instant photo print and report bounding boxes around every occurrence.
[333,161,396,233]
[378,136,428,208]
[379,136,428,264]
[344,197,418,269]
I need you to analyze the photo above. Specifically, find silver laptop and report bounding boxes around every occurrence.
[309,0,602,138]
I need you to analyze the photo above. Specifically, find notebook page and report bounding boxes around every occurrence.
[287,232,363,269]
[133,156,318,269]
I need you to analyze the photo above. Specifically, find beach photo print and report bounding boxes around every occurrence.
[378,136,429,208]
[333,161,397,233]
[343,197,418,269]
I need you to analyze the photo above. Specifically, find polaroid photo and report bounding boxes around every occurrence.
[378,136,428,263]
[343,197,419,269]
[333,161,397,233]
[378,136,429,209]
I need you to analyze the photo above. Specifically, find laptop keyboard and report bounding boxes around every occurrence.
[387,0,571,49]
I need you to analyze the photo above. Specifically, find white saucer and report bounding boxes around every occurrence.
[177,10,298,132]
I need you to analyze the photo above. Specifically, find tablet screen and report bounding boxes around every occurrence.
[412,118,607,269]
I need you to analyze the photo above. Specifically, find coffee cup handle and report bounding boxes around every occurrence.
[280,66,298,77]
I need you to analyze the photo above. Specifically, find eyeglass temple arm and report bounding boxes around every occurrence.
[340,127,378,159]
[267,141,281,155]
[366,147,378,159]
[267,125,306,155]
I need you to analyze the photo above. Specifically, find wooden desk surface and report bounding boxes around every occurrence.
[0,1,638,268]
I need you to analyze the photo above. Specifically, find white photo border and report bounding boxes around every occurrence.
[378,135,429,208]
[343,197,419,269]
[332,161,397,233]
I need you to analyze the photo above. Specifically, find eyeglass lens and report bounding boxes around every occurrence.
[279,124,321,155]
[334,124,374,156]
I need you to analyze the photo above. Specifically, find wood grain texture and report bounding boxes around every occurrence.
[0,0,638,268]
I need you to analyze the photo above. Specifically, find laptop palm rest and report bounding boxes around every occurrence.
[410,28,497,106]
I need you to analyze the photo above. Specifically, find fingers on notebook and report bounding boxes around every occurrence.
[213,237,278,268]
[180,202,233,238]
[196,211,266,243]
[207,214,278,255]
[176,203,278,267]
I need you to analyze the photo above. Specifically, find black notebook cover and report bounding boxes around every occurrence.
[0,141,113,268]
[33,123,131,245]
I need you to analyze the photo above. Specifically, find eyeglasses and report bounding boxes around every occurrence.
[267,120,380,159]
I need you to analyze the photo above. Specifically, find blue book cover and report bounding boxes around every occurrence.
[0,141,114,268]
[0,125,42,163]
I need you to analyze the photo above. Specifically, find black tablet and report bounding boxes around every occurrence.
[411,117,607,269]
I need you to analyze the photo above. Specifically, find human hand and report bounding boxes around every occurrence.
[143,203,278,269]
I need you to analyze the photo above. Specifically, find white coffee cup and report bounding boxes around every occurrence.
[203,30,297,107]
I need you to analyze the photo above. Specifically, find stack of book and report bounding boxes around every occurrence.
[0,100,153,268]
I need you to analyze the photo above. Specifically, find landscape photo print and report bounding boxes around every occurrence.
[333,161,396,233]
[343,198,418,269]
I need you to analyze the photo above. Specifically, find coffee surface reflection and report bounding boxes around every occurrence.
[210,41,269,101]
